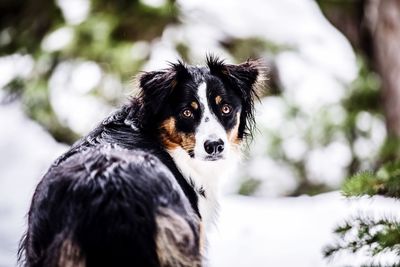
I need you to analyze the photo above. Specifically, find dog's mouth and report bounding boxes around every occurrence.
[203,155,224,161]
[186,149,225,161]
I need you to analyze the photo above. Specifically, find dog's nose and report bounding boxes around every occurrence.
[204,139,224,155]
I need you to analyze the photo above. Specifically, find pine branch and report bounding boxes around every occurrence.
[324,216,400,266]
[342,162,400,198]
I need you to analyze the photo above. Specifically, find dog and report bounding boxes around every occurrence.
[19,56,265,267]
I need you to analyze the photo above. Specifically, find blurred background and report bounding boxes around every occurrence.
[2,0,400,266]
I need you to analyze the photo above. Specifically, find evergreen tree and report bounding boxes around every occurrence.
[324,162,400,266]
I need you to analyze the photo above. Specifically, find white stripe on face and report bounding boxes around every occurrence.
[194,82,228,160]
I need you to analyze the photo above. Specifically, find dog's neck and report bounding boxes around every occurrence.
[168,147,239,229]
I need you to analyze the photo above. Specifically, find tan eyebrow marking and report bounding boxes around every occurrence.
[215,95,222,105]
[191,102,198,110]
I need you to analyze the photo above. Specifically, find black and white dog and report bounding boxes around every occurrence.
[19,56,265,267]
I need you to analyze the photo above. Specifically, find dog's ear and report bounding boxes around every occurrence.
[207,55,267,139]
[207,55,265,102]
[138,61,190,128]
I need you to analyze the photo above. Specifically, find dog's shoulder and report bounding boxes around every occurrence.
[53,100,142,166]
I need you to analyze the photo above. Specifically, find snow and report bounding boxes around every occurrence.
[152,0,357,84]
[0,103,67,267]
[208,192,400,267]
[281,136,308,162]
[275,51,347,112]
[305,141,352,188]
[56,0,90,25]
[49,61,113,135]
[140,0,167,9]
[353,113,387,164]
[245,158,298,197]
[254,97,288,133]
[131,41,151,61]
[0,55,34,90]
[41,27,74,52]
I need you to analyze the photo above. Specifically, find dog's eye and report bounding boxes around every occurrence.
[221,104,232,115]
[181,108,193,118]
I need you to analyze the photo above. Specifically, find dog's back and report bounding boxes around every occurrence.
[20,146,202,267]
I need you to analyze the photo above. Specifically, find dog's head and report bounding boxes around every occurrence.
[138,56,266,162]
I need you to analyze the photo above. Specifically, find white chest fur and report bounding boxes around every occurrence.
[169,147,237,229]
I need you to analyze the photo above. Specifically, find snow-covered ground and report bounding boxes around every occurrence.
[208,193,400,267]
[1,103,399,267]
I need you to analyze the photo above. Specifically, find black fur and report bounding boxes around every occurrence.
[19,57,265,267]
[20,147,200,267]
[206,55,262,139]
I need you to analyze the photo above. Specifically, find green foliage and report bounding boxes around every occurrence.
[342,171,384,196]
[343,56,381,114]
[175,42,190,62]
[343,162,400,198]
[291,181,330,196]
[23,77,79,143]
[238,178,262,196]
[380,137,400,164]
[341,55,383,173]
[326,160,400,266]
[222,37,292,61]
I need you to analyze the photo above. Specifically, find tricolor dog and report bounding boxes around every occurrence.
[20,56,266,267]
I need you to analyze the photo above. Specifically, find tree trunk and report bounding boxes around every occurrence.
[366,0,400,137]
